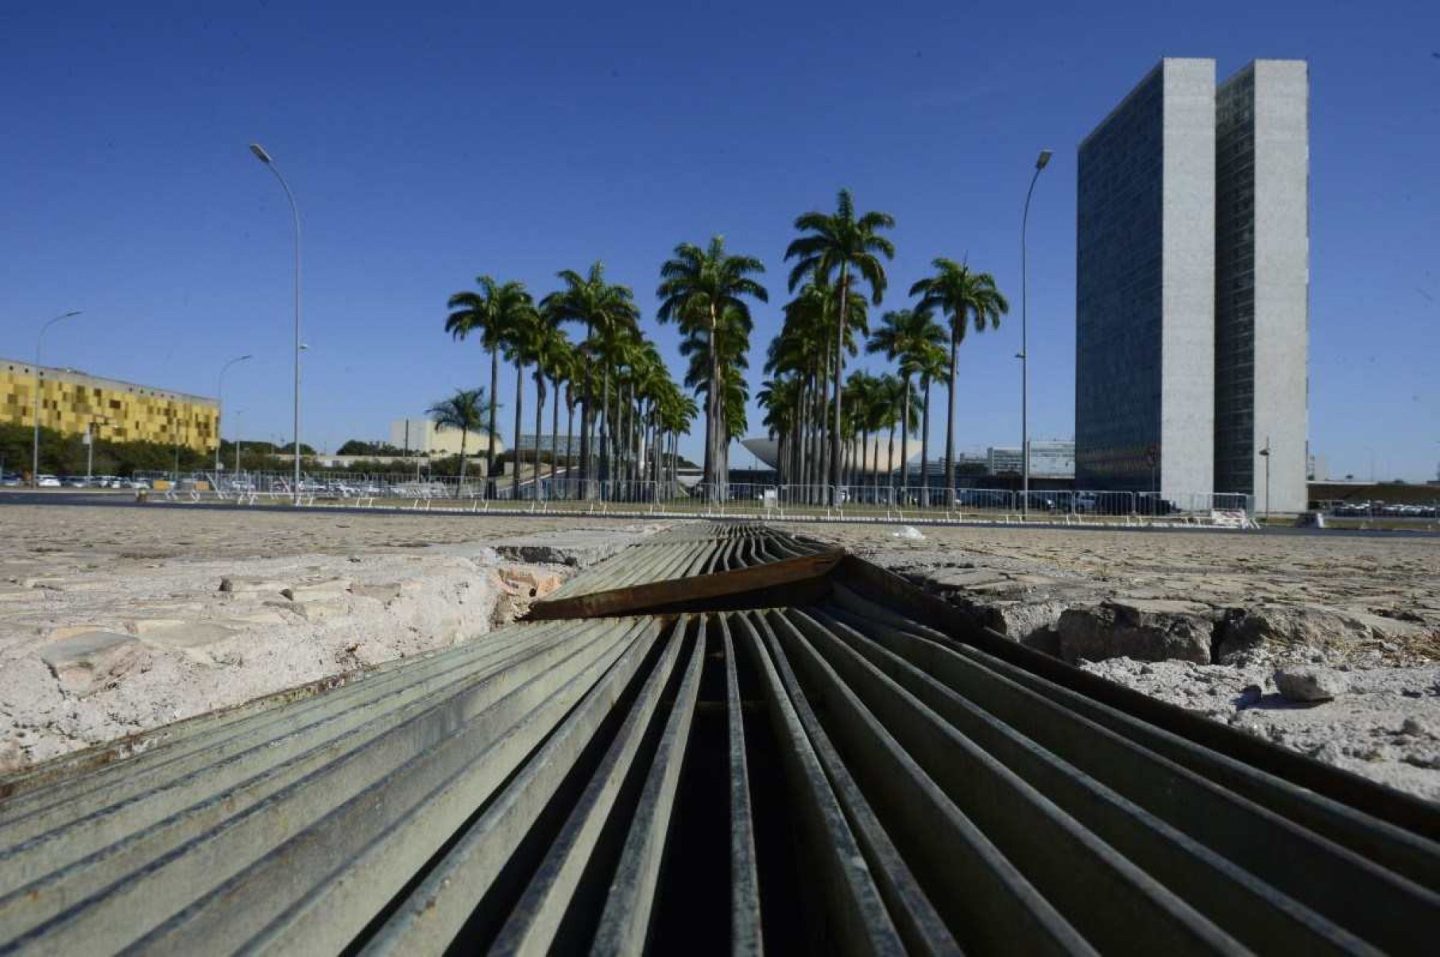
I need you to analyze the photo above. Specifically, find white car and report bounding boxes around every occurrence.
[37,474,61,488]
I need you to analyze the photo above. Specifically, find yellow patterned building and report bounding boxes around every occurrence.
[1,357,218,452]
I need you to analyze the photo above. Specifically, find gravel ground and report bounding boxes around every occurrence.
[0,502,660,772]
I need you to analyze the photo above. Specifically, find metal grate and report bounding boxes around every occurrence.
[542,522,830,601]
[2,529,1437,954]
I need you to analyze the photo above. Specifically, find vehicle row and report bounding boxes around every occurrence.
[1330,501,1439,518]
[1,474,150,489]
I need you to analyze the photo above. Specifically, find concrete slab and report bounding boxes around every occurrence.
[38,631,148,696]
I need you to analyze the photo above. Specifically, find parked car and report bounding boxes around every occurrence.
[0,473,22,487]
[37,474,61,488]
[127,478,151,490]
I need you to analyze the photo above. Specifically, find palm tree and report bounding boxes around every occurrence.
[541,263,639,496]
[678,302,752,492]
[876,373,917,495]
[910,259,1009,506]
[445,277,529,485]
[910,342,949,502]
[764,276,867,499]
[496,289,541,499]
[867,308,945,491]
[528,307,568,500]
[543,330,576,494]
[427,387,490,495]
[784,189,895,503]
[657,236,768,500]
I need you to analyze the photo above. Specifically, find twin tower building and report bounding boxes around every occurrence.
[1076,58,1309,512]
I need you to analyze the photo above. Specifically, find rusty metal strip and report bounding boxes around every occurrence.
[525,549,844,621]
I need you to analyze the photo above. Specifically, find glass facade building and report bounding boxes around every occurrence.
[1076,58,1308,509]
[1076,59,1216,497]
[1214,61,1310,512]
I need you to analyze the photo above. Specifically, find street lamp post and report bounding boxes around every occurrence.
[1259,437,1272,523]
[248,143,302,504]
[1019,149,1052,520]
[216,354,253,473]
[32,311,83,487]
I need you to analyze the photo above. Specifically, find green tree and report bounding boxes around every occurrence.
[657,236,767,498]
[784,189,895,502]
[446,276,530,480]
[427,387,492,494]
[498,291,544,499]
[541,263,639,494]
[909,339,950,498]
[910,259,1009,506]
[867,308,945,490]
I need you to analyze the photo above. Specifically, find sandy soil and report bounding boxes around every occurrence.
[0,503,659,772]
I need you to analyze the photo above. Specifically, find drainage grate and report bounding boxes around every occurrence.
[543,522,831,601]
[1,524,1436,954]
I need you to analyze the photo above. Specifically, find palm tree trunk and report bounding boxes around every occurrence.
[487,346,499,491]
[860,430,869,501]
[945,323,959,508]
[887,424,896,500]
[550,375,561,494]
[566,386,576,498]
[511,360,524,499]
[579,327,592,498]
[600,364,611,493]
[533,372,545,501]
[830,269,848,505]
[457,430,467,498]
[900,375,911,494]
[920,375,931,503]
[706,306,720,502]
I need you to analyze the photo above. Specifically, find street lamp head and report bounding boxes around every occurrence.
[62,310,82,319]
[1035,149,1054,171]
[248,143,273,164]
[239,354,253,362]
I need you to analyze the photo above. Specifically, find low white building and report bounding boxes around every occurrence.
[389,418,504,458]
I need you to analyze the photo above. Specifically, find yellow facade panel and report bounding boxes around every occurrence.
[1,358,218,453]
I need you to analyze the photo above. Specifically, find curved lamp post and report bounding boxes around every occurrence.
[248,143,303,504]
[216,354,253,472]
[32,310,82,486]
[1020,149,1052,518]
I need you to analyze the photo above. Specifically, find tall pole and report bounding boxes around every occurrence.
[249,143,302,505]
[216,354,253,472]
[1260,436,1272,523]
[31,311,82,487]
[1020,149,1052,519]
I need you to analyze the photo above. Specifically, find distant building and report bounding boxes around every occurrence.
[389,418,503,458]
[741,437,1074,481]
[987,441,1075,478]
[514,434,579,456]
[1075,57,1308,509]
[1,357,217,453]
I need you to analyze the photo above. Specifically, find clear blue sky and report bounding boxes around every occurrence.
[2,0,1436,480]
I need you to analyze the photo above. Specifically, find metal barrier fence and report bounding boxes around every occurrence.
[131,470,1255,523]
